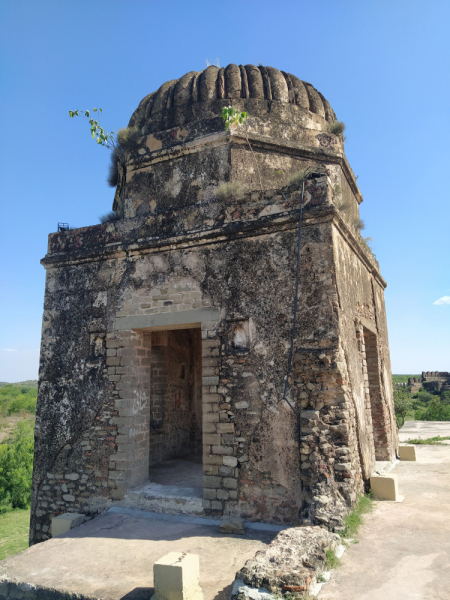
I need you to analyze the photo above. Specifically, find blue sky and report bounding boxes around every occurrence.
[0,0,449,381]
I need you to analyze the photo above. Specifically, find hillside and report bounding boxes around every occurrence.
[0,380,38,388]
[0,384,37,443]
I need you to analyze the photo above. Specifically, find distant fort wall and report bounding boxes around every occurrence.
[404,372,450,393]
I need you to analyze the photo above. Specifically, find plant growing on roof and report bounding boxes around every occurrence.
[69,108,140,215]
[222,106,263,193]
[327,120,346,136]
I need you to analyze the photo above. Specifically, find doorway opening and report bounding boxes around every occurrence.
[149,328,203,489]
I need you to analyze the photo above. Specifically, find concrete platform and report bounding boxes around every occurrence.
[0,509,276,600]
[319,421,450,600]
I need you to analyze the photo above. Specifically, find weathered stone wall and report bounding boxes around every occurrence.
[32,173,394,543]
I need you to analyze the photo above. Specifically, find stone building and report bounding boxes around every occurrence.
[31,63,398,544]
[408,372,450,393]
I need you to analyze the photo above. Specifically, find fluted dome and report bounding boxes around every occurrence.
[129,64,337,136]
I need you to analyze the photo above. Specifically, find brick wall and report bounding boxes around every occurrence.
[362,328,392,461]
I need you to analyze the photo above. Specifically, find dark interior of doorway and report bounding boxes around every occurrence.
[149,328,203,488]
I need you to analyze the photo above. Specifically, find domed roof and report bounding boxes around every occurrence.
[129,64,337,135]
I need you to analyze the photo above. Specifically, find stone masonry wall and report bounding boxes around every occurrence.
[32,175,394,543]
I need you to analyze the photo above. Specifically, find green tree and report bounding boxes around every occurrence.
[0,385,37,417]
[0,421,34,513]
[440,390,450,405]
[415,397,450,421]
[393,389,413,427]
[412,389,435,407]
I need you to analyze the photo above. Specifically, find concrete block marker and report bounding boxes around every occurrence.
[152,552,203,600]
[370,474,404,502]
[398,445,417,461]
[50,513,86,537]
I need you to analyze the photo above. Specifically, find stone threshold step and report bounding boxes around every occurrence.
[119,482,204,516]
[108,506,288,532]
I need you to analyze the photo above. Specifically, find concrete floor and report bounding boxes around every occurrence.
[2,423,449,600]
[319,421,450,600]
[0,509,275,600]
[148,454,203,488]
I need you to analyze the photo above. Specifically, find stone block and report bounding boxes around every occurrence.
[222,456,238,467]
[51,513,86,537]
[216,423,235,433]
[202,376,219,386]
[370,474,402,501]
[398,445,417,461]
[223,477,237,489]
[203,434,221,445]
[212,445,233,455]
[219,516,245,535]
[152,552,203,600]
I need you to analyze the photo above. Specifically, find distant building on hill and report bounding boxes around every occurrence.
[408,373,450,393]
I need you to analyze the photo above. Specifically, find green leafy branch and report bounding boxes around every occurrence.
[69,108,116,148]
[222,106,263,192]
[69,109,141,214]
[222,106,248,130]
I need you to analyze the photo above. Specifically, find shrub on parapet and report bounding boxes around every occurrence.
[99,211,119,224]
[327,121,346,136]
[286,168,310,187]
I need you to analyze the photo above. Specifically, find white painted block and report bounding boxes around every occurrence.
[51,513,86,537]
[152,552,203,600]
[398,445,417,461]
[370,474,403,501]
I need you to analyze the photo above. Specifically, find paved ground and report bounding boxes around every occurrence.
[0,510,276,600]
[319,421,450,600]
[2,422,449,600]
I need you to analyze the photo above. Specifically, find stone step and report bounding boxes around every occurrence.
[119,481,204,516]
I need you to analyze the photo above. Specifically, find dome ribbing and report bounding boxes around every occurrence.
[129,64,337,135]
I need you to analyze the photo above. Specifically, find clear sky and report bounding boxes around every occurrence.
[0,0,449,381]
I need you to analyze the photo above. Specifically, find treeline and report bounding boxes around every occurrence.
[0,385,37,416]
[394,387,450,426]
[0,421,34,513]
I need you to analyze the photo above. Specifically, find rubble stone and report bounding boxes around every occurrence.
[235,526,340,595]
[219,517,246,535]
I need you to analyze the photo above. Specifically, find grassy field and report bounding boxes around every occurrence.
[0,509,30,561]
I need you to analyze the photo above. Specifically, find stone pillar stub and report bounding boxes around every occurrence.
[370,474,404,502]
[152,552,203,600]
[398,445,417,461]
